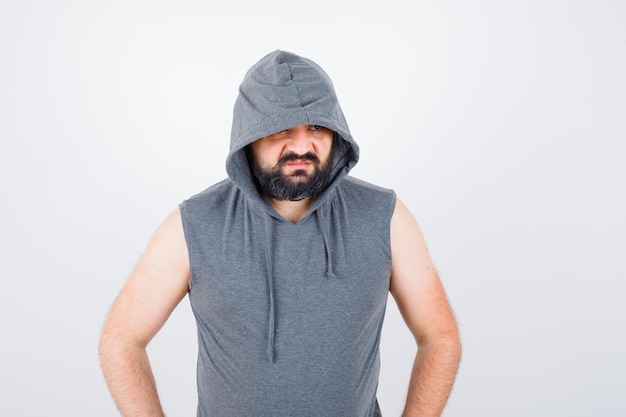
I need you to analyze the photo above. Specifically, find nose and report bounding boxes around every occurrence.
[284,126,314,155]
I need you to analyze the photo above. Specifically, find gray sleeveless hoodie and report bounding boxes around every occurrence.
[180,50,396,417]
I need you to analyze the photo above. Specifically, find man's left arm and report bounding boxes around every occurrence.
[389,198,462,417]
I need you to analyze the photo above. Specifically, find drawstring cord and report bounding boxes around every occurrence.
[316,210,336,279]
[263,209,335,363]
[263,214,276,363]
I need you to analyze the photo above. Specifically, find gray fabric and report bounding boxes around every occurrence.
[179,50,396,417]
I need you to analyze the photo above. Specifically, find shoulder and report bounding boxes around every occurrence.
[333,176,397,222]
[342,175,395,194]
[338,175,396,207]
[339,176,396,201]
[178,179,244,235]
[179,178,236,216]
[182,178,234,204]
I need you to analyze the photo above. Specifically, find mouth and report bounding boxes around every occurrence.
[284,159,313,170]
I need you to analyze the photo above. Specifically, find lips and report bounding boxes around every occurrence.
[285,159,312,169]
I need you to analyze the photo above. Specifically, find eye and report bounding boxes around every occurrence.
[310,125,323,131]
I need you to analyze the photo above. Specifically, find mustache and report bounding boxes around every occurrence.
[278,152,320,165]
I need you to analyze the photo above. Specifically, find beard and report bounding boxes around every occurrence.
[249,150,333,201]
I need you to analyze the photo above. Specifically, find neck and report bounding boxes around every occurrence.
[267,197,313,223]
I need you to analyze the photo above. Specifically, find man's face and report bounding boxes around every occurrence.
[249,124,334,201]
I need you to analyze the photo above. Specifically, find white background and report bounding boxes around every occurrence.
[1,1,624,416]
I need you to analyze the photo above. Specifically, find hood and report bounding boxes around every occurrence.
[225,49,359,218]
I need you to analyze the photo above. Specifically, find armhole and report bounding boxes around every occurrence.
[387,190,398,222]
[387,190,398,243]
[178,201,194,290]
[386,190,398,285]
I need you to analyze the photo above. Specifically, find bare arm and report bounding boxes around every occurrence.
[98,208,190,417]
[389,199,462,417]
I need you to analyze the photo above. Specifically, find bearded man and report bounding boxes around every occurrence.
[99,50,462,417]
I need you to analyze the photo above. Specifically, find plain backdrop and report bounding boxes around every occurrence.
[1,1,624,416]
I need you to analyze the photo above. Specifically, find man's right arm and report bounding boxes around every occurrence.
[98,208,190,417]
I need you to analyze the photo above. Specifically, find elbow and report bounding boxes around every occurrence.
[450,334,462,366]
[98,322,128,367]
[98,322,146,367]
[417,328,462,368]
[98,325,116,368]
[447,329,463,375]
[437,331,462,361]
[434,333,462,375]
[98,326,141,381]
[445,324,463,365]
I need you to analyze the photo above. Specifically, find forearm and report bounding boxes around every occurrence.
[402,336,461,417]
[99,338,165,417]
